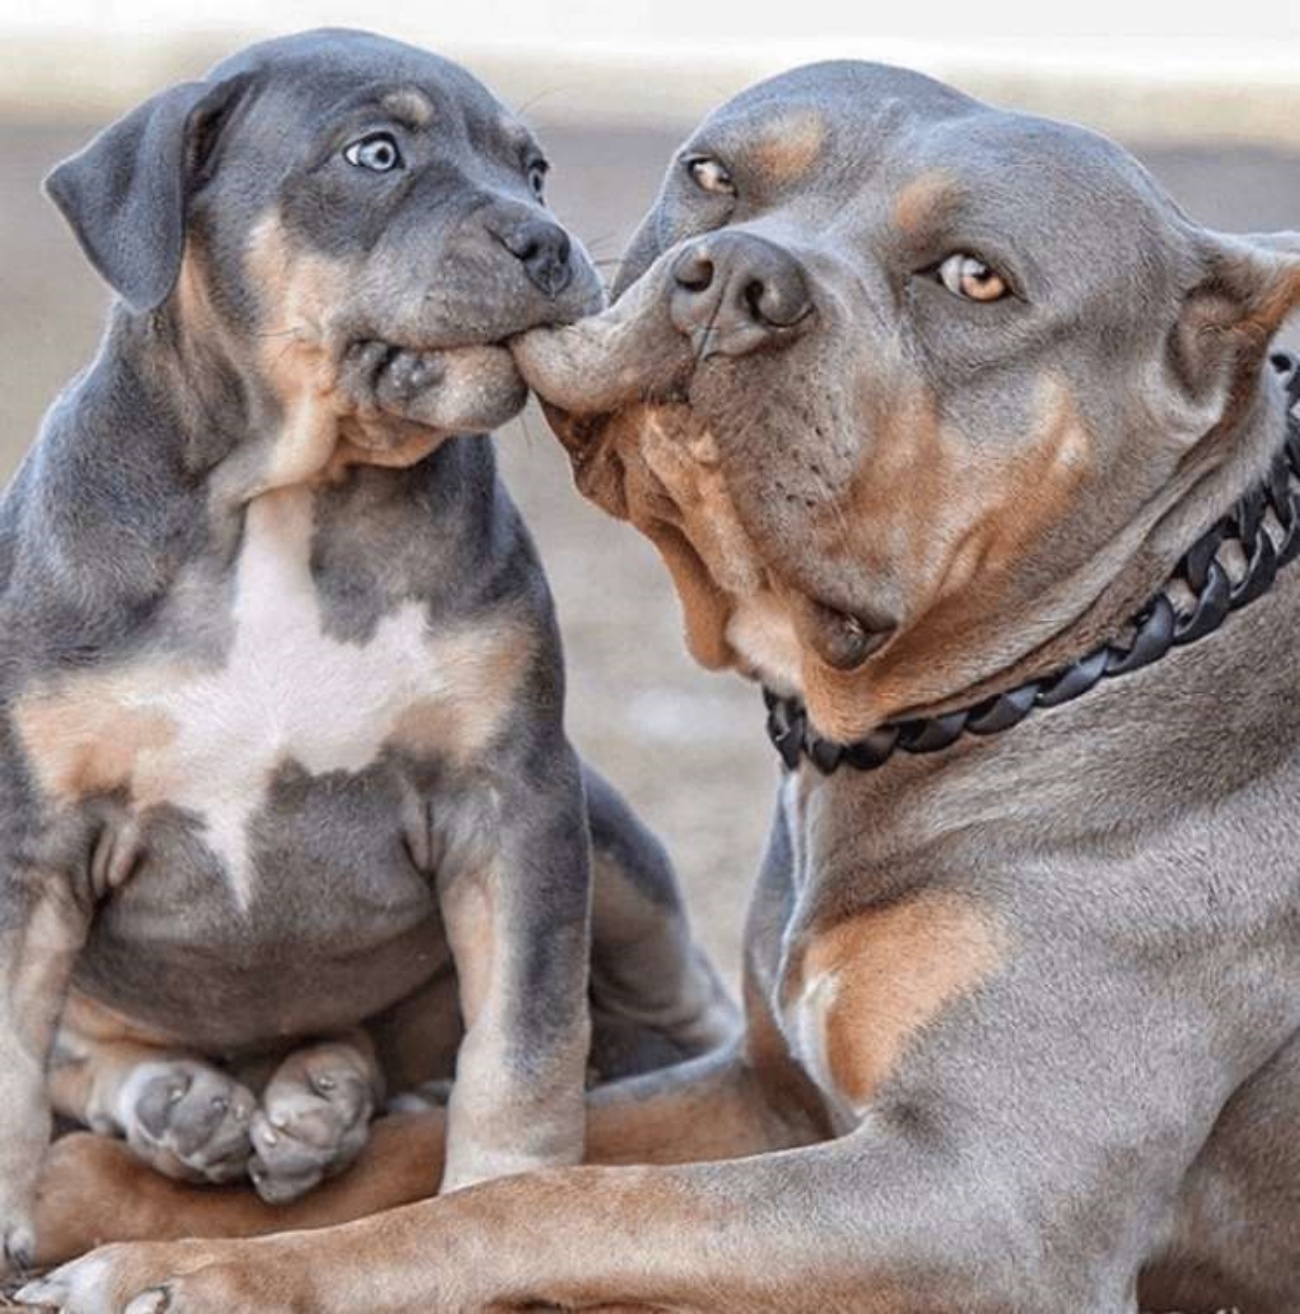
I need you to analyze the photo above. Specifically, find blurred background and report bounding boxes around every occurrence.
[2,1,1298,985]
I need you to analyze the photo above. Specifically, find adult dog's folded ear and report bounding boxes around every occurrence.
[44,74,252,314]
[1171,230,1300,425]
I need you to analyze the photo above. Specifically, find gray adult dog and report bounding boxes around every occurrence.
[0,27,732,1279]
[21,60,1300,1314]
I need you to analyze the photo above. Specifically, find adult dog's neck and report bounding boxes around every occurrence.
[912,361,1297,721]
[769,357,1300,775]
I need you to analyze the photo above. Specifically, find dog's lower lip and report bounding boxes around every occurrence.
[810,600,895,670]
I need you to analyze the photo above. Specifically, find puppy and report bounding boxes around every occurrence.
[0,28,732,1274]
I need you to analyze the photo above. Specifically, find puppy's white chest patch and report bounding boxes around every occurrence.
[16,488,528,908]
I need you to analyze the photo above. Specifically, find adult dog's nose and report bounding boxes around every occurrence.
[669,232,813,357]
[496,216,575,297]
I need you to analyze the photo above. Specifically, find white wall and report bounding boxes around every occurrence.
[2,0,1299,141]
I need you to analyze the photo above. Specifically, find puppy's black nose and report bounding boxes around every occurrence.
[498,216,574,297]
[669,232,813,357]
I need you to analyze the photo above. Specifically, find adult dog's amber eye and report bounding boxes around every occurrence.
[344,133,403,172]
[685,156,736,196]
[936,253,1009,302]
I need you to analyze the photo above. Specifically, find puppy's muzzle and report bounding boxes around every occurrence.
[488,212,576,298]
[670,231,814,359]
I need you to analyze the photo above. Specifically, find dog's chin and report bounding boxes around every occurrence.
[341,343,530,459]
[406,343,530,435]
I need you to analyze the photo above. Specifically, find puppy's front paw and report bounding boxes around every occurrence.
[119,1061,255,1186]
[248,1043,377,1204]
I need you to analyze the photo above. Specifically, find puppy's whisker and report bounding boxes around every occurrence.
[511,86,573,119]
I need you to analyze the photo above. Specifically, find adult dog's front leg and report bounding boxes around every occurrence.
[436,745,592,1192]
[0,872,90,1274]
[24,1047,832,1312]
[18,1135,1030,1314]
[30,1036,811,1263]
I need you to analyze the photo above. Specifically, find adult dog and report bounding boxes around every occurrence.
[0,26,731,1278]
[22,60,1300,1313]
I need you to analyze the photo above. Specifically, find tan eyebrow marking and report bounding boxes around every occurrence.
[892,169,962,235]
[750,110,828,185]
[380,89,434,128]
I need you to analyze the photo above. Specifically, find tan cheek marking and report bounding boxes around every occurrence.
[642,521,736,670]
[750,110,827,185]
[804,380,1096,734]
[14,683,178,802]
[891,169,960,236]
[798,895,1002,1108]
[175,246,227,350]
[387,623,536,766]
[243,216,355,487]
[608,407,771,672]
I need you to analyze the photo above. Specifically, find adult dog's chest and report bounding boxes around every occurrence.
[13,486,531,914]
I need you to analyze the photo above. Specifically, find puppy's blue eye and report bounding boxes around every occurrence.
[528,160,549,201]
[344,133,403,172]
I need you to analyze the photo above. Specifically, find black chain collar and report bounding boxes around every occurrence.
[765,352,1300,775]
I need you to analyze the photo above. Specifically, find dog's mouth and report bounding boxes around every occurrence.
[339,337,528,447]
[512,293,907,700]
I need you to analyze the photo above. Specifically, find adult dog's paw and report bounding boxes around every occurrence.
[248,1042,377,1204]
[1,1197,36,1279]
[119,1060,255,1186]
[16,1239,284,1314]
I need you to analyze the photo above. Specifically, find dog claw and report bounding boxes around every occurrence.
[124,1290,170,1314]
[4,1222,35,1273]
[14,1278,55,1307]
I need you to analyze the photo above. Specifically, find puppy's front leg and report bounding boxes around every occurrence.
[436,744,591,1193]
[0,870,90,1273]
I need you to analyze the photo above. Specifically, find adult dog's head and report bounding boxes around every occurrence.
[48,28,602,475]
[515,63,1300,741]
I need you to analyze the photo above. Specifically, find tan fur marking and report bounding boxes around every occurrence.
[439,874,496,1029]
[239,216,355,491]
[891,170,960,236]
[33,1112,448,1265]
[581,404,773,669]
[804,378,1096,737]
[387,622,535,766]
[15,688,177,802]
[750,110,827,185]
[796,895,1002,1107]
[380,90,434,128]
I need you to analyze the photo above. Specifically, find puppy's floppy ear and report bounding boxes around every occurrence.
[44,75,249,314]
[1171,231,1300,419]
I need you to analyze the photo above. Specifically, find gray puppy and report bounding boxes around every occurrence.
[0,28,732,1275]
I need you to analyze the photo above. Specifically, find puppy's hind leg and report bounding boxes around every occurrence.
[584,765,739,1080]
[49,995,256,1188]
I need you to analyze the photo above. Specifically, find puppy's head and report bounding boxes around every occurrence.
[47,29,602,464]
[516,62,1300,740]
